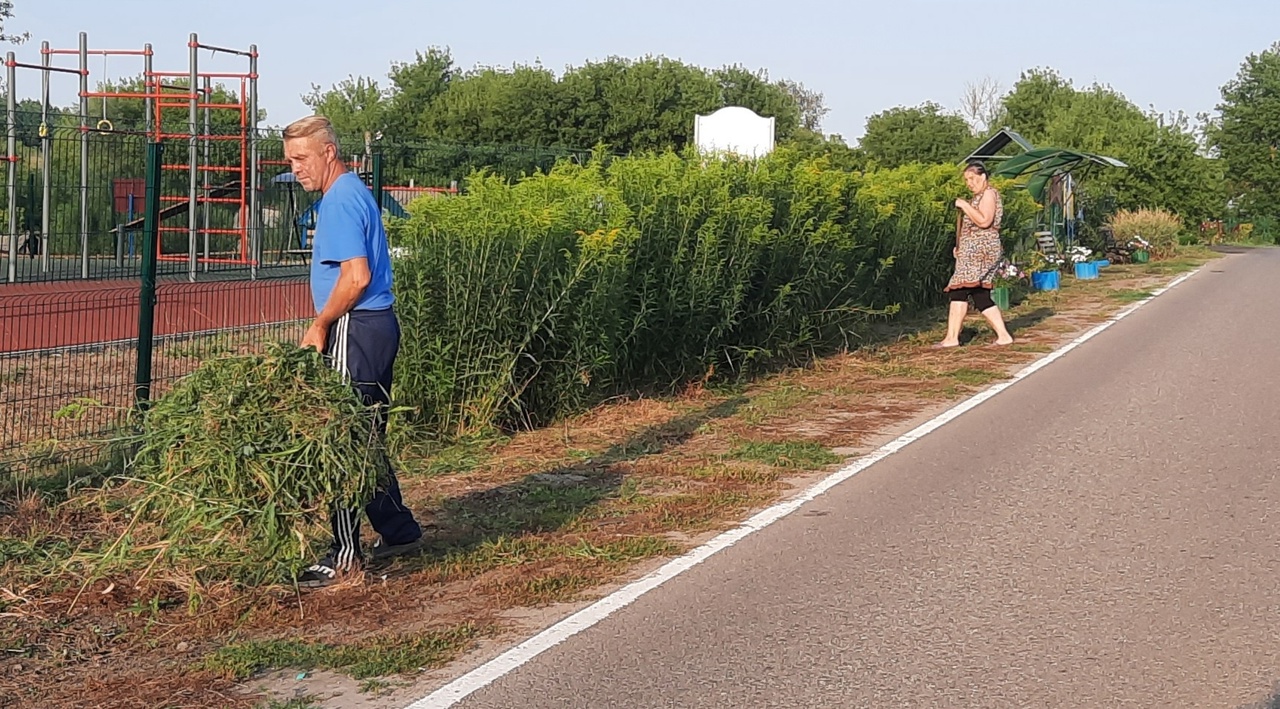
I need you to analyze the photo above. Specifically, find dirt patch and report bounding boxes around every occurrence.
[0,252,1219,708]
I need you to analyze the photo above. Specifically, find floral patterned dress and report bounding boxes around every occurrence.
[945,188,1004,291]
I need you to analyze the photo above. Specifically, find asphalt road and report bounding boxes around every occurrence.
[453,248,1280,709]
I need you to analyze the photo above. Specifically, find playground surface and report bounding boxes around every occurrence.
[0,265,311,354]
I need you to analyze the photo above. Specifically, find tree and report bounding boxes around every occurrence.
[556,56,722,152]
[1211,42,1280,219]
[385,48,455,142]
[959,76,1002,135]
[0,0,28,45]
[713,64,801,141]
[997,68,1076,144]
[301,75,390,142]
[778,79,829,133]
[425,63,562,145]
[858,102,975,168]
[299,49,821,155]
[1042,85,1222,223]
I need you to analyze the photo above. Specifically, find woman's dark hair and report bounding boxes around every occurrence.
[964,160,989,177]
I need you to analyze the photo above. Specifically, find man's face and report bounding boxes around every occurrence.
[284,136,334,192]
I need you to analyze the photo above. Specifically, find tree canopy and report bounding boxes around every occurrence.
[1210,42,1280,220]
[300,49,828,154]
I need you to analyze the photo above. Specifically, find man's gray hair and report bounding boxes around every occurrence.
[283,115,340,152]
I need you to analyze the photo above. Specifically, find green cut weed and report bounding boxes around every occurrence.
[109,342,387,589]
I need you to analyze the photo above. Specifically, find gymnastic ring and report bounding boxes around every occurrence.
[96,118,114,132]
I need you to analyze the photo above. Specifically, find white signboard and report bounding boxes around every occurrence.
[694,106,775,159]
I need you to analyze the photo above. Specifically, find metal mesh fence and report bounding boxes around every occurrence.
[0,129,595,478]
[0,275,309,474]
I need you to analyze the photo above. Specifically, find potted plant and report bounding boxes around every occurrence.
[1025,250,1063,291]
[1129,235,1151,263]
[1069,245,1099,279]
[991,262,1027,310]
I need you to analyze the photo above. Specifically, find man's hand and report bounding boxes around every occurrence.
[301,323,328,352]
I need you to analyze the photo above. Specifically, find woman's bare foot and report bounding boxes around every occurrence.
[991,337,1014,346]
[933,340,961,349]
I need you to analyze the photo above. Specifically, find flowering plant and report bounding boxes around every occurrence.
[1128,235,1151,249]
[1024,249,1064,273]
[1067,245,1095,264]
[992,261,1027,288]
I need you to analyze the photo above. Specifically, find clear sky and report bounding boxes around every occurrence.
[10,1,1279,141]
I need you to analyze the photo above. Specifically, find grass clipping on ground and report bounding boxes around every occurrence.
[115,342,384,589]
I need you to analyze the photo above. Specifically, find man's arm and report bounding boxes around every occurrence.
[301,257,371,352]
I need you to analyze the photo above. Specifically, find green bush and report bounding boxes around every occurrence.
[387,150,1034,438]
[1106,207,1184,258]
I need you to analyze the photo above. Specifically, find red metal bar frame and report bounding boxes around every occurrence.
[82,91,197,100]
[156,255,255,264]
[136,60,254,267]
[158,226,246,235]
[155,101,246,110]
[149,70,252,79]
[159,196,243,205]
[162,164,246,172]
[153,133,245,141]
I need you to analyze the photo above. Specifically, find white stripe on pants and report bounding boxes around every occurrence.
[329,314,360,569]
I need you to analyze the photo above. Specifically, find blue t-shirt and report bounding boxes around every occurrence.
[310,172,395,313]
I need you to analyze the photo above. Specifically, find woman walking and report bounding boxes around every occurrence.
[936,161,1014,348]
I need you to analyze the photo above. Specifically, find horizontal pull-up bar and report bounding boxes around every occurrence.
[152,83,210,93]
[6,60,85,75]
[189,41,255,59]
[43,48,151,56]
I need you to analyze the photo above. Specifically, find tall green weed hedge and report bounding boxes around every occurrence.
[387,149,1034,437]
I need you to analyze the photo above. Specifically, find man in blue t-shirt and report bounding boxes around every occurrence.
[284,115,423,588]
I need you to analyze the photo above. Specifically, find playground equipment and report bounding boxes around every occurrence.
[3,32,260,283]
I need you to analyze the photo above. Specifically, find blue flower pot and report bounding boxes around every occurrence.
[1096,259,1111,269]
[1073,261,1099,280]
[1031,270,1060,291]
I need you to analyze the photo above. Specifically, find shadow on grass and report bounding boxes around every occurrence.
[397,396,748,565]
[1006,307,1054,334]
[0,453,124,510]
[943,305,1053,346]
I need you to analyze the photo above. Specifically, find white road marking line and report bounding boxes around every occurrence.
[402,266,1204,709]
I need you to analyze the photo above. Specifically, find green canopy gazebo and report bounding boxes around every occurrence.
[966,128,1130,251]
[991,148,1128,202]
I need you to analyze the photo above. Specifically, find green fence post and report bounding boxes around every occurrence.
[371,151,384,214]
[135,141,163,406]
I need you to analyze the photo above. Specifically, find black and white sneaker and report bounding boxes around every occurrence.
[371,536,424,562]
[296,553,360,589]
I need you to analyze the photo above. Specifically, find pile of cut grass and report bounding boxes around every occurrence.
[107,342,385,589]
